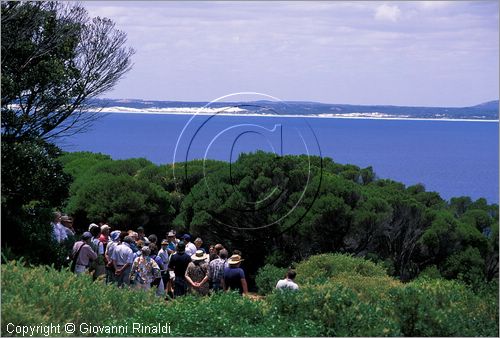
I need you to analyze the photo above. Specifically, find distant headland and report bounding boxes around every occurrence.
[89,98,499,121]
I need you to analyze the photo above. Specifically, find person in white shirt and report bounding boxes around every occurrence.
[60,215,75,239]
[111,236,136,287]
[105,230,121,284]
[182,234,197,257]
[276,270,299,291]
[51,211,64,243]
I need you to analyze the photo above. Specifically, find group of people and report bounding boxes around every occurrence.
[52,212,299,297]
[55,220,249,298]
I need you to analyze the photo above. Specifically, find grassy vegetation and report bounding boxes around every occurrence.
[2,254,497,337]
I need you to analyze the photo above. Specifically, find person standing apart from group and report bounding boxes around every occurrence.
[276,270,299,291]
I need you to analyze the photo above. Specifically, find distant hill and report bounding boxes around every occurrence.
[89,98,499,120]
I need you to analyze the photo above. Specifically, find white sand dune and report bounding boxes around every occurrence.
[92,106,498,123]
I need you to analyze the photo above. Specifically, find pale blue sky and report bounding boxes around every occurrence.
[85,1,499,107]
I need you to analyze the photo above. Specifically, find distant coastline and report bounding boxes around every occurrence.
[86,98,499,121]
[94,107,499,123]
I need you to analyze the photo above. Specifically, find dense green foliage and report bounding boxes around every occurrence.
[2,256,497,337]
[1,139,72,265]
[58,151,498,285]
[1,1,133,266]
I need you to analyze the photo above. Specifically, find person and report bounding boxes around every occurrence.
[129,246,161,290]
[105,230,121,284]
[168,241,192,297]
[158,239,170,290]
[134,240,145,258]
[99,224,111,245]
[149,243,166,292]
[194,237,206,253]
[182,234,197,257]
[208,248,227,292]
[148,234,158,245]
[223,254,248,295]
[136,226,150,245]
[111,236,136,287]
[71,232,97,275]
[60,215,75,239]
[89,223,105,280]
[185,250,210,296]
[214,243,224,255]
[166,231,177,255]
[276,270,299,291]
[51,211,64,243]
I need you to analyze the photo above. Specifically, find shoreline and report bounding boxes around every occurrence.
[93,108,499,123]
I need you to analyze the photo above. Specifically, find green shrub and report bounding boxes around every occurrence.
[1,260,156,333]
[391,278,498,336]
[295,253,387,285]
[2,257,497,337]
[255,264,287,295]
[266,284,400,336]
[418,265,443,280]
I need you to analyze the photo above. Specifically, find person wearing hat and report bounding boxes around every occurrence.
[111,236,136,287]
[182,234,197,257]
[71,232,98,275]
[60,215,75,239]
[223,254,248,295]
[104,230,121,284]
[129,246,161,290]
[166,231,177,255]
[168,241,192,297]
[185,250,210,296]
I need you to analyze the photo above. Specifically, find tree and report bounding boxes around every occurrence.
[1,2,134,266]
[1,1,134,140]
[1,139,72,265]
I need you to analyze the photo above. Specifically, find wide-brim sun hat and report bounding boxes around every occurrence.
[191,250,209,261]
[228,254,244,265]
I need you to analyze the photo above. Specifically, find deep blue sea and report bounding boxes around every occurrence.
[58,113,499,204]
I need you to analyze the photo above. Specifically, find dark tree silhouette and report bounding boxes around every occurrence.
[1,1,135,140]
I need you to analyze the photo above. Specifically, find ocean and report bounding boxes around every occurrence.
[58,113,499,204]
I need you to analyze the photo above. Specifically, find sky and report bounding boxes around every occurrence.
[84,1,499,107]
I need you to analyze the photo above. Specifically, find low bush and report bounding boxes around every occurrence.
[1,260,156,332]
[391,278,499,337]
[266,284,400,336]
[2,256,498,337]
[295,253,387,285]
